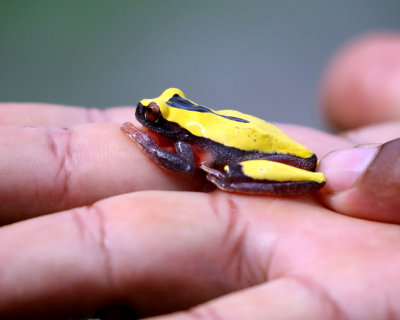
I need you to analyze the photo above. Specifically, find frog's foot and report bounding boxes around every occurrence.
[121,122,195,173]
[121,122,157,148]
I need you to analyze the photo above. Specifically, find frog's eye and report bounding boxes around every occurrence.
[145,102,161,123]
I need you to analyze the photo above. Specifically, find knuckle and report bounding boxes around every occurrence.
[72,204,115,287]
[45,128,74,209]
[208,193,252,286]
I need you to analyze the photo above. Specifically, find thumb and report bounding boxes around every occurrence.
[318,138,400,223]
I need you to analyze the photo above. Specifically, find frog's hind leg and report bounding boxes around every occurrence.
[121,122,195,173]
[207,176,324,196]
[200,160,325,196]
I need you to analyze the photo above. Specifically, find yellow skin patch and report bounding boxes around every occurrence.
[226,160,326,183]
[140,88,314,159]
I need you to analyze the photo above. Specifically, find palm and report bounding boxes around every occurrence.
[244,198,399,319]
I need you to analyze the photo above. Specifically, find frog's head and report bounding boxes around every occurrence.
[135,88,188,137]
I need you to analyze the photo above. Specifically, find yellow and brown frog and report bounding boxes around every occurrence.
[121,88,325,195]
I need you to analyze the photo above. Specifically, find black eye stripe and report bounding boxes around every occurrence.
[166,95,249,123]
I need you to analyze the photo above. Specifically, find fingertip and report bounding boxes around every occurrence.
[319,139,400,223]
[318,147,378,193]
[320,32,400,130]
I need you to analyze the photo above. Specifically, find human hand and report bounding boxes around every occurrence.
[318,32,400,223]
[1,33,400,319]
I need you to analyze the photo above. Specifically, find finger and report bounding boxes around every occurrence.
[2,188,397,319]
[320,32,400,130]
[0,103,132,126]
[0,104,352,156]
[147,279,333,320]
[341,120,400,145]
[0,124,207,224]
[0,191,264,319]
[318,138,400,223]
[0,120,345,225]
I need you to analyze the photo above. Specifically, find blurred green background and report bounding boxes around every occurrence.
[1,0,399,128]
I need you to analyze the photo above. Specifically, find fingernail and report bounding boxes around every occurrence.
[319,147,379,192]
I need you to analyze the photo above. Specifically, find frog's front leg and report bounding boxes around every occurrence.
[200,160,326,196]
[121,122,195,173]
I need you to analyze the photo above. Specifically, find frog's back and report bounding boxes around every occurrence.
[141,88,314,159]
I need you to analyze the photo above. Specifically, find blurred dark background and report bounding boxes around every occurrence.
[1,1,400,128]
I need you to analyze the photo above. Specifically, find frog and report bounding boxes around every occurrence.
[121,88,326,195]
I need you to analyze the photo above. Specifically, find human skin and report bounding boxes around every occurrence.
[0,33,400,319]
